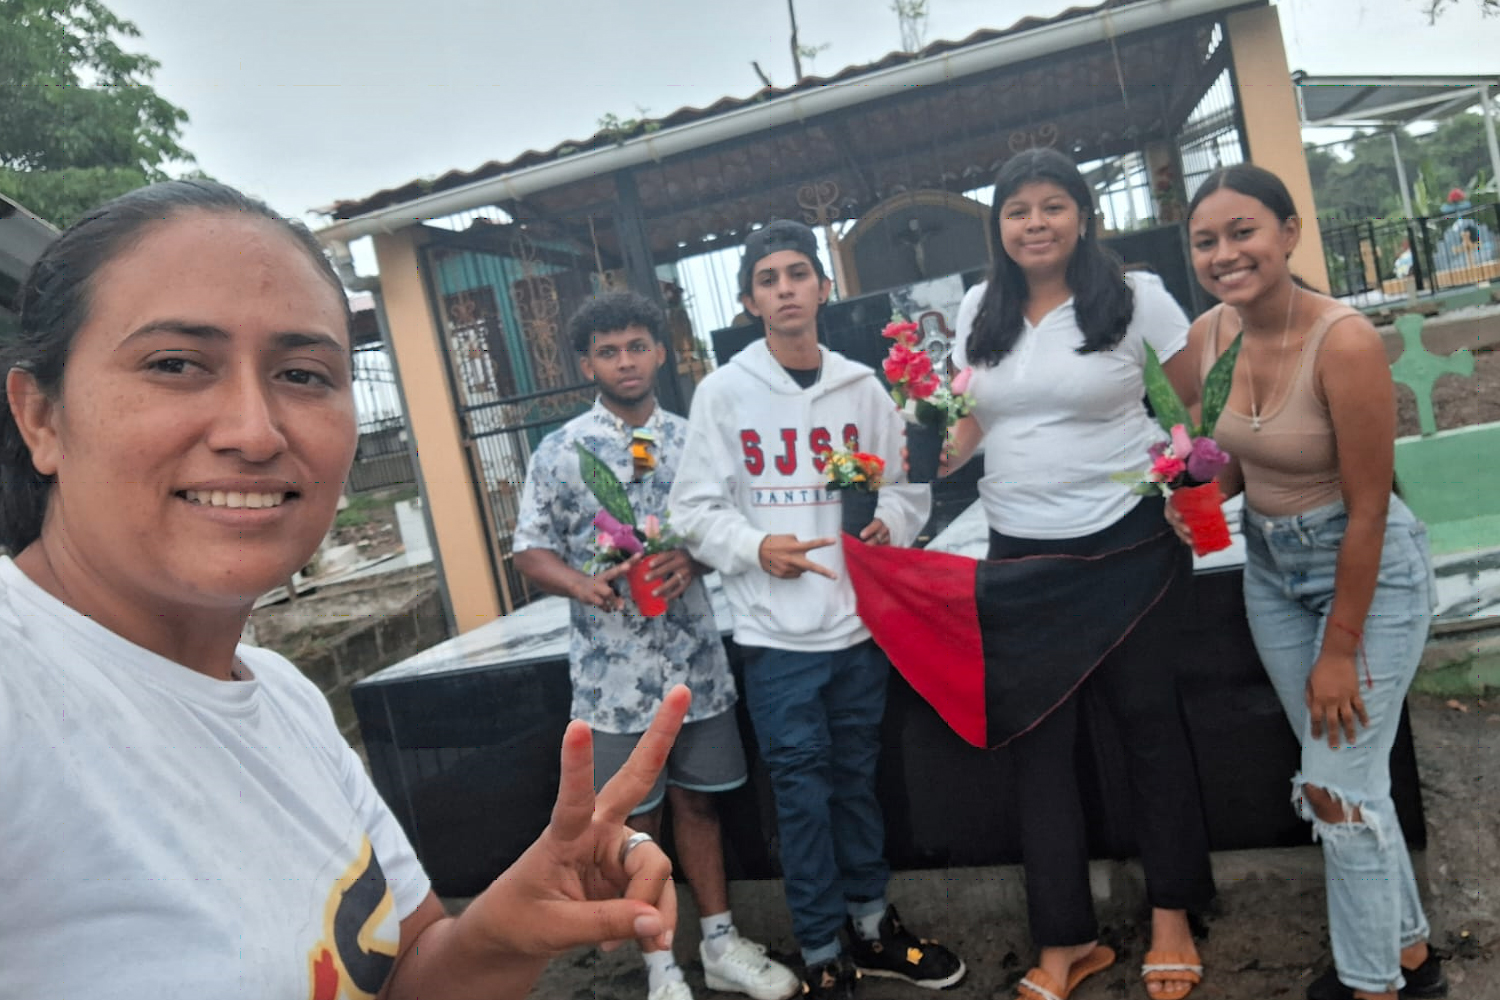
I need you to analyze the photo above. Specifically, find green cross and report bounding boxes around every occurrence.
[1387,312,1474,437]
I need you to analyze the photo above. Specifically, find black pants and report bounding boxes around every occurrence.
[988,501,1216,947]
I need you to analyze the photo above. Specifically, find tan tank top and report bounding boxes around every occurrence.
[1199,302,1362,516]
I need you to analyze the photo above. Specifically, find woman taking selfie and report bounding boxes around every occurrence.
[0,180,685,1000]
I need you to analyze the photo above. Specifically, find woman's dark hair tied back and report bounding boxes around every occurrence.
[0,179,350,554]
[1185,163,1299,225]
[966,147,1134,366]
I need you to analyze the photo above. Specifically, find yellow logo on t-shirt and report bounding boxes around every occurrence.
[307,836,399,1000]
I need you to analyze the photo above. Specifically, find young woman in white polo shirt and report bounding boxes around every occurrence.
[944,148,1215,1000]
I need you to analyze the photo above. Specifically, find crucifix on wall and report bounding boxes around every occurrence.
[895,216,946,280]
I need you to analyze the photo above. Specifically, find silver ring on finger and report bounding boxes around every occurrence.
[618,830,654,867]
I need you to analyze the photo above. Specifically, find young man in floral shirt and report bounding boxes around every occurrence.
[514,291,798,1000]
[669,222,966,999]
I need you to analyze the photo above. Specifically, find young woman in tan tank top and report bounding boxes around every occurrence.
[1176,164,1444,1000]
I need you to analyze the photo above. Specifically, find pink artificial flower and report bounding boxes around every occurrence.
[882,321,921,348]
[1186,436,1230,483]
[1169,424,1194,461]
[592,510,643,556]
[642,514,661,540]
[1150,453,1187,484]
[951,367,973,396]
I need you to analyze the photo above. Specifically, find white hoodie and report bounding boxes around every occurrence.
[670,339,930,652]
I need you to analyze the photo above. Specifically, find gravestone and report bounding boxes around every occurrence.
[1388,311,1500,555]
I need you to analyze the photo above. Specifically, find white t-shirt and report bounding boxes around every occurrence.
[953,271,1189,538]
[0,556,431,1000]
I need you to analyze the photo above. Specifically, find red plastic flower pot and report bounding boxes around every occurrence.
[627,560,669,617]
[1170,481,1231,556]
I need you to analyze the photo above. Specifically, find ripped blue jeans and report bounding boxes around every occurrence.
[1242,497,1434,996]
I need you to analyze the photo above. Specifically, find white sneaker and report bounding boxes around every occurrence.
[648,978,695,1000]
[701,933,801,1000]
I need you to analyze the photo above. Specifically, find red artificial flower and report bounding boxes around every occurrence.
[883,342,931,384]
[907,369,940,399]
[882,320,921,348]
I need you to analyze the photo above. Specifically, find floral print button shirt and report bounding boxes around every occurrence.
[513,400,735,734]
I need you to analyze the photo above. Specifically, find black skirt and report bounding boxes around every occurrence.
[844,495,1185,748]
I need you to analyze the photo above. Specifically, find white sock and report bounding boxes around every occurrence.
[851,907,886,941]
[700,911,736,959]
[644,949,684,993]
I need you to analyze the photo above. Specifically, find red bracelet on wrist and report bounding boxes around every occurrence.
[1327,618,1372,690]
[1329,619,1362,642]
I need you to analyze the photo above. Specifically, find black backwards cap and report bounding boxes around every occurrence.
[738,220,827,296]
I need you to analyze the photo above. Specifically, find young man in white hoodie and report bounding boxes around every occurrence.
[670,222,966,999]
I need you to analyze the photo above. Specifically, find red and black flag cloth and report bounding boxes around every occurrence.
[844,509,1182,749]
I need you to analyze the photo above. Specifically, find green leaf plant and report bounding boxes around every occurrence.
[575,443,636,526]
[1142,333,1243,439]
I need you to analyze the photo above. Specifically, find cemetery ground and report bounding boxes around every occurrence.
[514,691,1500,1000]
[249,334,1500,999]
[510,345,1500,999]
[1394,330,1500,434]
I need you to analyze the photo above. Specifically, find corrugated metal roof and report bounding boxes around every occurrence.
[1,193,58,316]
[1294,74,1499,128]
[325,0,1164,220]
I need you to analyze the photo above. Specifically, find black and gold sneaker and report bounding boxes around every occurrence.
[802,953,858,1000]
[845,906,966,990]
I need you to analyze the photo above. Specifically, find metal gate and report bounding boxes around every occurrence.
[422,228,598,613]
[348,342,417,494]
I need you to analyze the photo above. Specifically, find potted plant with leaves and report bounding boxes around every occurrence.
[1113,335,1243,556]
[575,443,683,616]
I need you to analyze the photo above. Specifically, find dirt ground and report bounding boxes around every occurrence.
[519,691,1500,1000]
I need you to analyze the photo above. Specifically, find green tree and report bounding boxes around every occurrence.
[0,0,193,225]
[1306,110,1496,220]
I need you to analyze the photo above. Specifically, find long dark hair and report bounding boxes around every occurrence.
[0,179,349,554]
[966,148,1134,366]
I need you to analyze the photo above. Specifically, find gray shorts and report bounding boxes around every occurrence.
[593,709,748,816]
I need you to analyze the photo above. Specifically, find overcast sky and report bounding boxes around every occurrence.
[104,0,1495,226]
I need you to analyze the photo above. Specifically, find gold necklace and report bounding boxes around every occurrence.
[1242,286,1299,432]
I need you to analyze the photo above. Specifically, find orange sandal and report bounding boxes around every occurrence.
[1140,950,1203,1000]
[1016,945,1116,1000]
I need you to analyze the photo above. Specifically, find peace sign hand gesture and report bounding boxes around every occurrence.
[380,687,691,1000]
[474,684,689,956]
